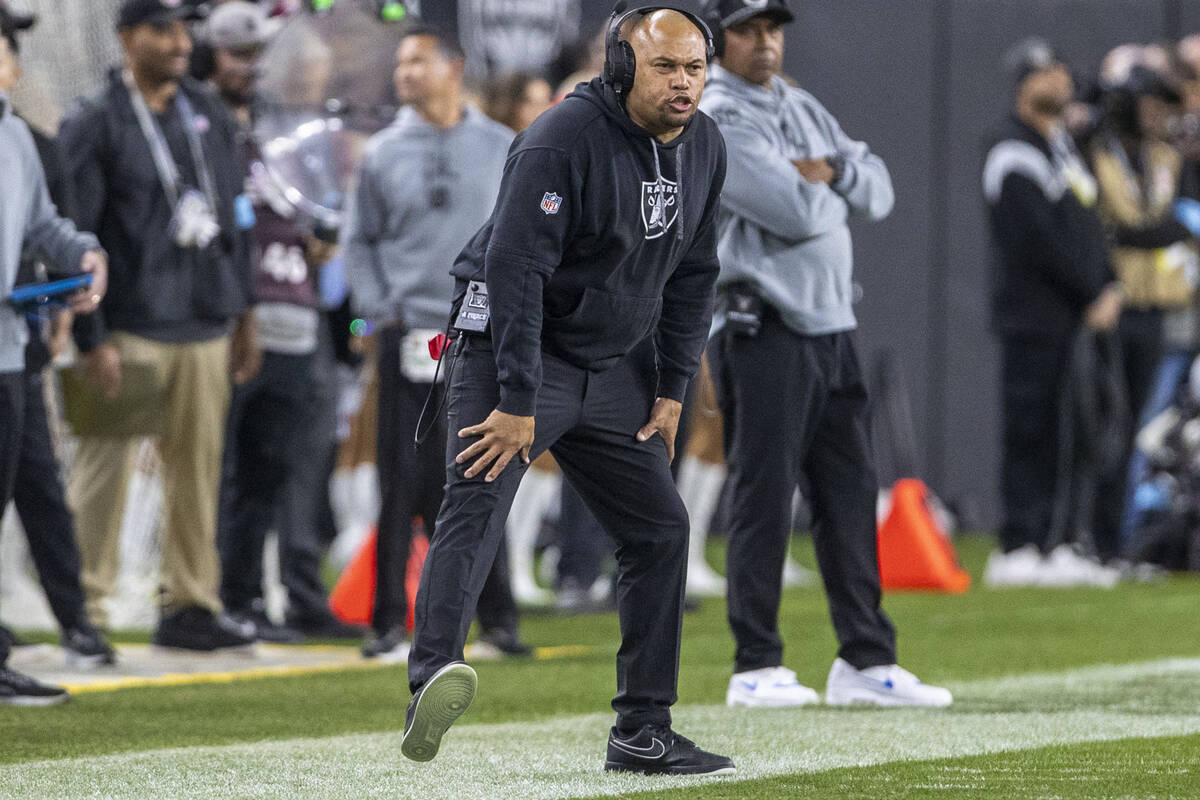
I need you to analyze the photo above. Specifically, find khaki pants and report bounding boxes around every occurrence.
[68,332,230,626]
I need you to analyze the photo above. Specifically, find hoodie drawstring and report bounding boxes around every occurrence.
[650,138,685,242]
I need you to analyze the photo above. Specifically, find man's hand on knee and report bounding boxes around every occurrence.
[637,397,683,461]
[457,409,535,482]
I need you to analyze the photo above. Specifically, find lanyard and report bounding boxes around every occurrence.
[123,71,219,213]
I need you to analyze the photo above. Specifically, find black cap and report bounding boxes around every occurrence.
[0,2,36,54]
[1004,37,1061,89]
[706,0,795,29]
[1122,65,1182,105]
[117,0,208,30]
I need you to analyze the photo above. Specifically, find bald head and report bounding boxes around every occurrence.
[622,9,708,142]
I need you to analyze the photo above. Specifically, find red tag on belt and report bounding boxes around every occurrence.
[428,333,450,361]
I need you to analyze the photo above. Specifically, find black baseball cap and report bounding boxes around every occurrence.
[118,0,208,30]
[1004,38,1062,90]
[707,0,795,29]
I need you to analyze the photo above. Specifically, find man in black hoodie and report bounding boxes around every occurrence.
[401,1,732,775]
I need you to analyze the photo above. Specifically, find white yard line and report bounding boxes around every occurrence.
[2,658,1199,800]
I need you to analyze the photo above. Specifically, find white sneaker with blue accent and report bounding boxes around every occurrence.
[726,666,820,707]
[824,658,953,707]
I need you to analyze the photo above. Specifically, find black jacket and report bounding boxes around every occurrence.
[61,71,253,351]
[983,116,1114,339]
[451,78,726,416]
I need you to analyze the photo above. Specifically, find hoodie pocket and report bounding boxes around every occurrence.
[545,286,663,366]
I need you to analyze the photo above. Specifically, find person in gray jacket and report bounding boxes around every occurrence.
[699,0,951,708]
[343,23,527,662]
[0,67,107,704]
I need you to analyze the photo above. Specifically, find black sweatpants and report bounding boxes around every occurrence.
[218,351,315,614]
[409,336,689,731]
[13,368,88,631]
[375,327,517,638]
[710,318,896,673]
[998,333,1073,554]
[0,370,25,666]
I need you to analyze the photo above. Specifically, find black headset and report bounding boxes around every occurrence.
[602,1,716,97]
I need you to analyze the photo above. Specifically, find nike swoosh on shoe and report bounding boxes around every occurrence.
[610,737,667,760]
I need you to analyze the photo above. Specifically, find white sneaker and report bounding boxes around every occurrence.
[983,544,1043,587]
[1040,545,1120,589]
[825,658,953,707]
[726,666,820,708]
[686,561,727,598]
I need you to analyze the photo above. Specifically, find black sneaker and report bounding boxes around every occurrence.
[605,724,736,775]
[0,666,69,706]
[289,614,367,640]
[400,662,477,762]
[474,627,533,658]
[361,626,410,662]
[152,607,256,652]
[61,624,117,668]
[228,601,303,644]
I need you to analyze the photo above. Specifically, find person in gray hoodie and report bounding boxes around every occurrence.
[0,24,107,701]
[699,0,951,709]
[343,23,527,663]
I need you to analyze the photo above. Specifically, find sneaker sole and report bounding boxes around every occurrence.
[604,761,737,776]
[401,663,477,762]
[825,688,953,707]
[150,644,258,657]
[0,693,69,707]
[726,689,820,708]
[64,650,116,670]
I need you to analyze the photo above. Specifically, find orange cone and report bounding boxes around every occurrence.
[329,527,377,625]
[877,479,971,593]
[404,532,429,632]
[328,524,433,628]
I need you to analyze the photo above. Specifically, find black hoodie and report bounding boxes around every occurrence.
[451,77,727,417]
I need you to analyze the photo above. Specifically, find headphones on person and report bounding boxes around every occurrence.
[602,0,716,97]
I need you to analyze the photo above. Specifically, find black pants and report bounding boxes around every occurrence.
[410,336,688,731]
[12,368,88,631]
[710,319,896,673]
[0,370,25,666]
[1094,308,1162,559]
[998,333,1073,553]
[375,327,517,637]
[218,351,316,613]
[557,481,612,589]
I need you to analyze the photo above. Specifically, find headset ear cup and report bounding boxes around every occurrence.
[617,40,636,94]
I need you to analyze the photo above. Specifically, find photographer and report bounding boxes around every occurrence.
[61,0,259,651]
[197,0,351,643]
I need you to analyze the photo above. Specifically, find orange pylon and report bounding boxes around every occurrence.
[877,479,971,593]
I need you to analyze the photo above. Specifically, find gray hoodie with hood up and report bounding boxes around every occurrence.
[699,64,894,335]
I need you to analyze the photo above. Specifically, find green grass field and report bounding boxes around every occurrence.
[2,536,1199,799]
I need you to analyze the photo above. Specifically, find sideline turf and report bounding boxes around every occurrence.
[610,733,1200,800]
[1,537,1197,769]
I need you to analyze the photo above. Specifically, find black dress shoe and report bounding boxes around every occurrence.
[605,724,736,775]
[152,607,256,652]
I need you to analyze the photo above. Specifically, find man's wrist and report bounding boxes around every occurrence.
[826,154,848,189]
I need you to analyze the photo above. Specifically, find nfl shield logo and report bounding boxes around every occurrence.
[540,192,562,215]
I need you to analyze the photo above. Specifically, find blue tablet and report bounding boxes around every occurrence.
[7,273,94,309]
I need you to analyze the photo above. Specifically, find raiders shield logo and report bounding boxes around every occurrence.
[641,178,679,239]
